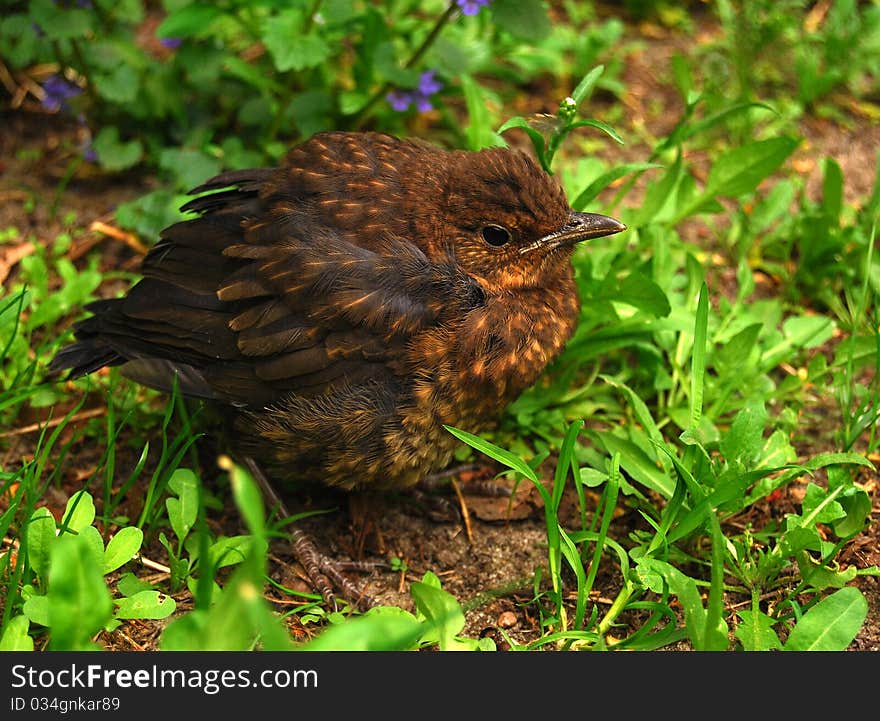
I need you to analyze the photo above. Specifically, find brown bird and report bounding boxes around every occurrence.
[50,130,625,603]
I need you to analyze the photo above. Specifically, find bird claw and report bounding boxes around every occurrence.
[290,527,378,611]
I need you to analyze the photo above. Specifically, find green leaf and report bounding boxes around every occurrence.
[735,609,782,651]
[678,137,799,219]
[117,572,154,597]
[567,119,624,145]
[114,591,177,620]
[62,490,95,534]
[715,322,761,371]
[47,534,113,650]
[410,579,468,650]
[158,149,223,194]
[461,76,504,151]
[103,526,144,574]
[26,507,57,580]
[572,162,663,210]
[92,127,144,172]
[686,283,709,435]
[783,587,867,651]
[821,157,843,223]
[93,65,139,105]
[496,116,548,169]
[30,0,93,40]
[302,608,424,651]
[614,272,672,317]
[490,0,551,41]
[156,3,222,38]
[263,10,332,72]
[0,615,34,651]
[166,468,199,543]
[22,595,49,627]
[719,399,768,470]
[707,136,799,199]
[570,66,605,107]
[444,426,539,482]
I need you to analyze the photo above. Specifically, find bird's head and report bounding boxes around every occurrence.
[431,146,625,293]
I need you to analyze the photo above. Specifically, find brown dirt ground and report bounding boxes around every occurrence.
[1,12,878,651]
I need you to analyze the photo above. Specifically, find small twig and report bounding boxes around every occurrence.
[89,220,149,255]
[135,554,172,574]
[0,407,106,437]
[449,476,473,544]
[0,241,36,286]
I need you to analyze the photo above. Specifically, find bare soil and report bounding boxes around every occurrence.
[1,13,878,651]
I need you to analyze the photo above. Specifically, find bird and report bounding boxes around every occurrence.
[50,130,625,605]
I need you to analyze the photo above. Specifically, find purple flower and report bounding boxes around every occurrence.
[41,75,82,112]
[387,70,443,114]
[386,90,413,112]
[457,0,490,16]
[418,70,442,96]
[159,37,183,50]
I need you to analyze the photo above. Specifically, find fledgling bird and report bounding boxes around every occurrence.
[50,131,625,602]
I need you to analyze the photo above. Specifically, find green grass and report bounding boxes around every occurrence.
[1,0,879,651]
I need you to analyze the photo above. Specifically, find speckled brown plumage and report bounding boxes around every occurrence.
[50,131,625,494]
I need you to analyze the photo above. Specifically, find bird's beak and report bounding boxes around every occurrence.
[520,212,626,255]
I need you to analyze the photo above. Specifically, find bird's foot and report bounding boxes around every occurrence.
[289,526,380,611]
[241,456,380,611]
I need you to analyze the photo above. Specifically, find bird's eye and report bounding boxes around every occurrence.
[481,225,512,247]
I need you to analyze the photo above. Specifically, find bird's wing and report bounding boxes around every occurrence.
[58,171,485,409]
[207,216,486,399]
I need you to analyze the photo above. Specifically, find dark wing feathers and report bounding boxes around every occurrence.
[51,154,483,410]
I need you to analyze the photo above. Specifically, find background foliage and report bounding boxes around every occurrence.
[1,0,879,651]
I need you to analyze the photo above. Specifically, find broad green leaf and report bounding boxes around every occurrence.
[719,399,768,470]
[114,591,177,620]
[78,525,106,578]
[104,527,144,574]
[166,468,199,543]
[62,490,95,534]
[0,615,33,651]
[94,65,139,105]
[47,534,113,650]
[22,595,49,627]
[735,609,782,651]
[706,136,799,199]
[783,587,867,651]
[93,127,144,172]
[490,0,551,41]
[117,573,154,597]
[801,483,846,524]
[158,149,222,194]
[26,507,57,580]
[614,272,672,317]
[263,10,332,72]
[410,579,468,650]
[30,0,93,40]
[676,137,798,219]
[301,609,424,651]
[156,3,221,38]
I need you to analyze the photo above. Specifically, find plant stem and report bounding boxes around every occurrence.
[350,2,459,130]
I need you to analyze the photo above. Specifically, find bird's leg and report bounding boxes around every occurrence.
[404,463,514,524]
[241,456,378,611]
